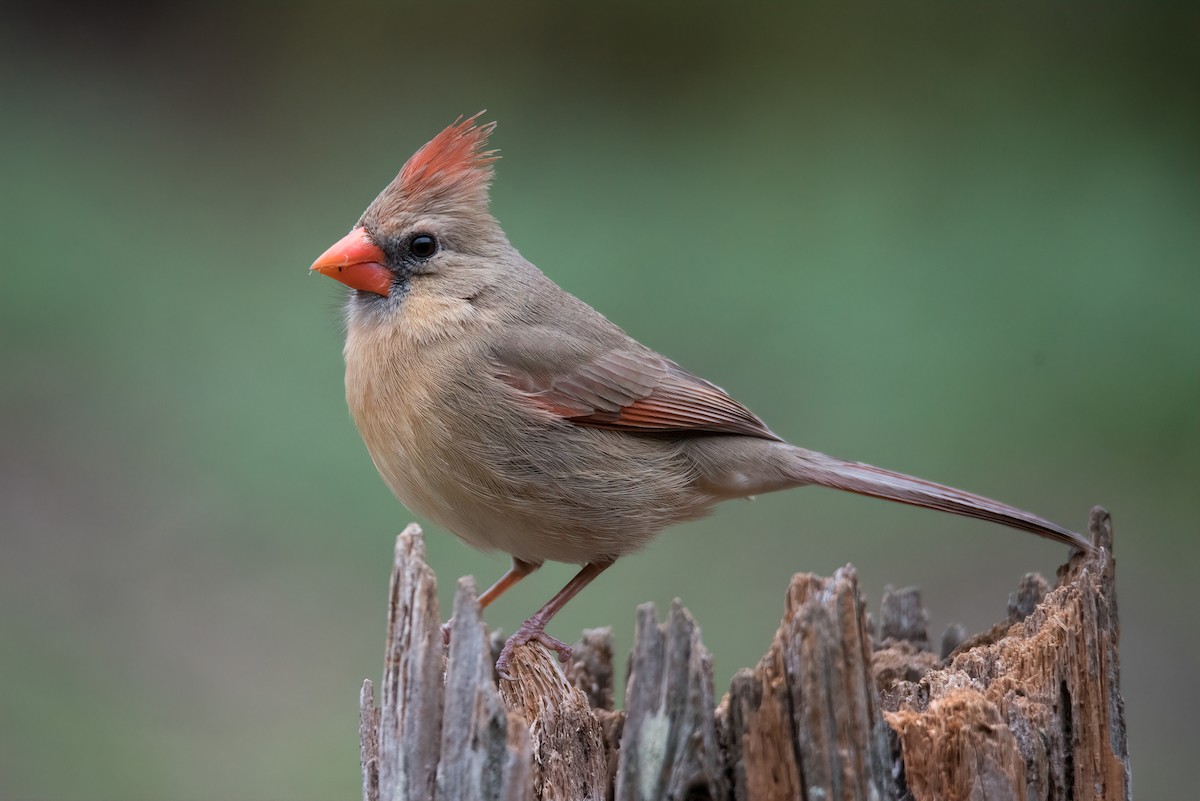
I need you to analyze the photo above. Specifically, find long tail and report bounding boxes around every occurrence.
[787,447,1092,552]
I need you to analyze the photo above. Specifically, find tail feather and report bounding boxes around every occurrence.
[791,449,1092,552]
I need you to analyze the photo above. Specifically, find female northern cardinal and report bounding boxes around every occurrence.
[311,114,1089,678]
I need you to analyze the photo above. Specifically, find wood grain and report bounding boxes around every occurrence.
[357,511,1128,800]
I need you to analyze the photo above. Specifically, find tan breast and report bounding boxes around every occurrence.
[343,291,480,531]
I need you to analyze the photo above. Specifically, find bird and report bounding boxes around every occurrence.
[310,113,1091,678]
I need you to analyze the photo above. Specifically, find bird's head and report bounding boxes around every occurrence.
[310,113,509,308]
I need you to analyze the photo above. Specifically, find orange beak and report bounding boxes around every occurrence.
[309,228,393,297]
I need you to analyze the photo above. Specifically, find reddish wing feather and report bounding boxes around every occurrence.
[504,349,781,440]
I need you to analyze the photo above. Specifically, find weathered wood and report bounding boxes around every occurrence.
[358,513,1128,801]
[360,526,531,801]
[883,508,1129,801]
[940,622,968,659]
[568,628,617,711]
[568,628,626,797]
[615,601,725,801]
[498,645,608,801]
[438,577,532,801]
[880,585,930,649]
[784,568,895,800]
[377,523,443,801]
[718,567,897,801]
[1007,572,1049,623]
[359,679,380,801]
[717,665,802,800]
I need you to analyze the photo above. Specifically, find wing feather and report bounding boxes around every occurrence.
[497,346,781,441]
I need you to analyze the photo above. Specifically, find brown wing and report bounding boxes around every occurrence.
[498,347,782,441]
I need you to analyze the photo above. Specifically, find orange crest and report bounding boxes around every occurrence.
[397,112,498,206]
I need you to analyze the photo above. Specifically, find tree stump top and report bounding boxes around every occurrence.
[359,508,1128,801]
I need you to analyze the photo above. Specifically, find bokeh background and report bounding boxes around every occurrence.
[3,2,1197,798]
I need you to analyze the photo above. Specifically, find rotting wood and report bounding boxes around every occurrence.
[566,629,624,797]
[498,646,607,801]
[882,508,1130,801]
[717,566,896,801]
[358,509,1128,800]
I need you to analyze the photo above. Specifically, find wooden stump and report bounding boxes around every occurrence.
[358,509,1129,801]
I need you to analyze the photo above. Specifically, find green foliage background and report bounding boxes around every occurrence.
[2,2,1196,798]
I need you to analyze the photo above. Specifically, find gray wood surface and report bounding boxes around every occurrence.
[358,511,1128,800]
[615,601,726,801]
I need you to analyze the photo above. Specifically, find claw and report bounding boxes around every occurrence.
[488,560,614,680]
[495,618,572,680]
[441,619,453,646]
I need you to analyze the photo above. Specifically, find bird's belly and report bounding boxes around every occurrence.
[362,423,723,565]
[366,433,692,564]
[344,335,719,565]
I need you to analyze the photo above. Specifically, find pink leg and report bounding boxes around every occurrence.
[496,558,615,680]
[443,558,540,645]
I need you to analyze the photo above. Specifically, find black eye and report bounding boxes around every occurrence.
[408,233,438,259]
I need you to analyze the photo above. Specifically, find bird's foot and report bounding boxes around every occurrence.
[495,618,571,680]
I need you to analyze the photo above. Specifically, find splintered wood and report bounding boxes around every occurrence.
[882,510,1128,801]
[716,567,896,801]
[361,524,530,801]
[359,509,1129,801]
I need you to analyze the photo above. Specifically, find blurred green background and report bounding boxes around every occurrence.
[2,2,1196,798]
